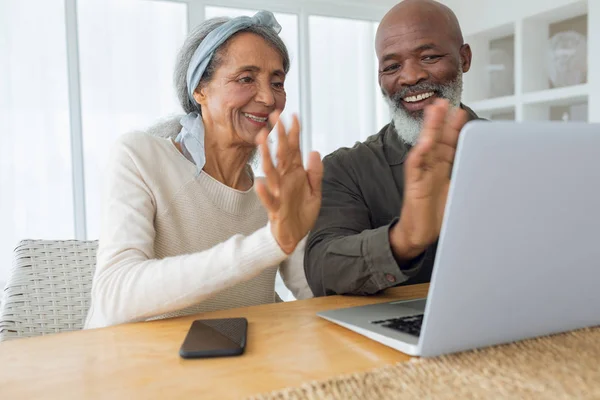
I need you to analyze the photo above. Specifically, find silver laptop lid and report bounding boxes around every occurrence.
[419,121,600,357]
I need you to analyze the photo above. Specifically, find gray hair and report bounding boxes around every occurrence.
[385,66,464,145]
[174,17,291,114]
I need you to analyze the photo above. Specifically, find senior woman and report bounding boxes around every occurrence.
[85,11,322,328]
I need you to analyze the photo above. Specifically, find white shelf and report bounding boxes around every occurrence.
[522,84,588,106]
[470,95,516,113]
[461,0,598,122]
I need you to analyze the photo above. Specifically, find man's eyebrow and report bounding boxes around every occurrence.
[381,53,398,63]
[380,43,440,63]
[414,43,438,52]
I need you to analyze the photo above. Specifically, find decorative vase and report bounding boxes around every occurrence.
[547,30,587,88]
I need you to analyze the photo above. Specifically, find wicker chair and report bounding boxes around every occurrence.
[0,239,98,342]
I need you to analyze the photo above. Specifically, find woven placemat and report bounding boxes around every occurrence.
[249,327,600,400]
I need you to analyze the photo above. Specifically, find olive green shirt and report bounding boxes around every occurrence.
[305,105,481,296]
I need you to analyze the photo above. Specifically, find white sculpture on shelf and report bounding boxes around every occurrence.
[547,30,587,88]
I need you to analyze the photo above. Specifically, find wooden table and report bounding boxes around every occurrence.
[0,284,428,399]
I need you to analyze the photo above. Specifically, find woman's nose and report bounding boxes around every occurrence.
[254,82,275,107]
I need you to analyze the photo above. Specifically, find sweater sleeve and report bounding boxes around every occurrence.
[85,137,287,329]
[278,237,314,300]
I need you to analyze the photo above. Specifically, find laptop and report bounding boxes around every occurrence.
[317,121,600,357]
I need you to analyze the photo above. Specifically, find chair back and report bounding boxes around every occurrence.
[0,239,98,341]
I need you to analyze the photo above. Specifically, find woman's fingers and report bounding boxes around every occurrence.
[306,151,323,197]
[275,114,289,172]
[257,112,315,211]
[256,110,280,145]
[274,114,304,171]
[255,179,277,211]
[257,127,280,197]
[266,110,281,133]
[288,115,303,165]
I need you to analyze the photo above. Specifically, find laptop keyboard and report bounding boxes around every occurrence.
[371,314,424,337]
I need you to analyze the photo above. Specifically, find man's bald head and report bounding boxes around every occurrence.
[375,0,471,145]
[377,0,464,52]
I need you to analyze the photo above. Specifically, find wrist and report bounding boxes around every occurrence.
[269,222,297,255]
[389,222,428,262]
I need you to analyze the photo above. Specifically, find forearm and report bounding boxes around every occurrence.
[305,222,426,296]
[279,237,314,300]
[87,226,286,328]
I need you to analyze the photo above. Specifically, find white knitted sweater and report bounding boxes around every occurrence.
[85,121,313,329]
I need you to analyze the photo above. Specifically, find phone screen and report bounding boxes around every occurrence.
[179,318,247,359]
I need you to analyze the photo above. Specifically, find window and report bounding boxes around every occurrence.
[373,23,391,130]
[77,0,187,238]
[309,16,387,158]
[0,0,74,284]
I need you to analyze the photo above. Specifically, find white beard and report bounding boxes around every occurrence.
[384,68,464,145]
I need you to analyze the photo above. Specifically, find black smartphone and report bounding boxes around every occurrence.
[179,318,247,359]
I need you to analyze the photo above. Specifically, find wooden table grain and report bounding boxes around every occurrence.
[0,284,429,399]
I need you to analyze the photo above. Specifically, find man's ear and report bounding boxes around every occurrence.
[459,44,472,73]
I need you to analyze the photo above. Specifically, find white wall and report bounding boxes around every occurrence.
[444,0,584,36]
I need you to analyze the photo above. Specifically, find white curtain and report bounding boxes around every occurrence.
[77,0,187,239]
[309,16,389,157]
[0,0,75,285]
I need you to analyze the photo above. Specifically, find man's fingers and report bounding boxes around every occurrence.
[420,99,448,145]
[405,135,434,183]
[436,106,467,175]
[435,143,456,165]
[440,107,468,148]
[414,99,447,171]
